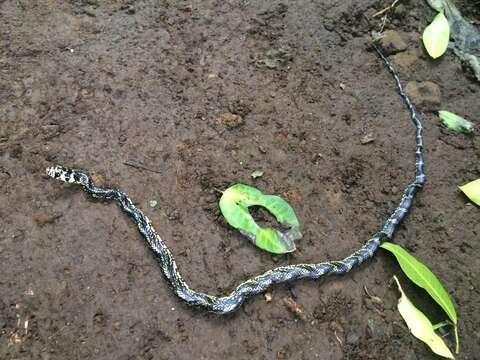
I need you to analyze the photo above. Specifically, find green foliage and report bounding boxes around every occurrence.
[381,242,457,324]
[423,11,450,59]
[459,179,480,206]
[381,242,459,353]
[438,111,474,134]
[219,184,301,254]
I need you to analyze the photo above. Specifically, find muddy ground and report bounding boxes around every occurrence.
[1,1,479,359]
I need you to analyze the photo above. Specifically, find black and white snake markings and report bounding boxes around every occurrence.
[46,45,426,314]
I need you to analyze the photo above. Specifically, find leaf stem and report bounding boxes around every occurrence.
[432,321,450,330]
[454,326,460,354]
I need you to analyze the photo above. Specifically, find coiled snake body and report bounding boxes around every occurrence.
[46,46,426,314]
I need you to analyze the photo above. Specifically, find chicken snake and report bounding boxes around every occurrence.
[46,45,426,314]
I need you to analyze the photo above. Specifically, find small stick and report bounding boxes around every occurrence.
[123,161,162,174]
[372,0,400,18]
[379,14,388,33]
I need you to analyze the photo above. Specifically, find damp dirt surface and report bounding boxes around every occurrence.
[1,1,479,359]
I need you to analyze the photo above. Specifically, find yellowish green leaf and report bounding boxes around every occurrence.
[423,12,450,59]
[459,179,480,206]
[393,276,454,359]
[438,111,474,134]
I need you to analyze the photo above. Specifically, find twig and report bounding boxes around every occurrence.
[379,14,388,33]
[372,0,401,18]
[123,161,162,174]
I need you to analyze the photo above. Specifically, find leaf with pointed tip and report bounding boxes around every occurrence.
[393,276,455,359]
[381,242,457,325]
[381,242,459,353]
[423,12,450,59]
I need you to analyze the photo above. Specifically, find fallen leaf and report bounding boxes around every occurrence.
[438,110,474,134]
[423,12,450,59]
[381,243,458,326]
[393,276,454,359]
[219,184,301,254]
[459,179,480,206]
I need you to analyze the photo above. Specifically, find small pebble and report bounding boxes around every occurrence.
[251,170,264,179]
[360,133,376,144]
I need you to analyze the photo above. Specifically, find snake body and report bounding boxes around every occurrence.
[46,46,426,314]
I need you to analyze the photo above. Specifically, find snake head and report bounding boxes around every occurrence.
[46,165,65,179]
[46,165,85,185]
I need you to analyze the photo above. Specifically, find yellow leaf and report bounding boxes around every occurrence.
[423,12,450,59]
[459,179,480,206]
[393,276,455,359]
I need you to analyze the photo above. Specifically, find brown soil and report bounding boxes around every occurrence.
[1,1,479,359]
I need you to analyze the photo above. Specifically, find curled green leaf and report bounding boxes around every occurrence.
[219,184,301,254]
[393,276,455,359]
[438,110,474,134]
[459,178,480,206]
[423,12,450,59]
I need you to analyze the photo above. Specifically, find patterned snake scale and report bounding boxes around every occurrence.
[46,45,426,314]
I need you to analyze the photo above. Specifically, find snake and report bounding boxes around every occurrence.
[46,45,426,315]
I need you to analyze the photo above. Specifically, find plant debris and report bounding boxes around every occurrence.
[251,170,264,179]
[283,297,306,320]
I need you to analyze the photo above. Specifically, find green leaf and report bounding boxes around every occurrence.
[219,184,302,254]
[459,178,480,206]
[219,195,260,237]
[438,111,474,134]
[256,228,290,254]
[381,242,457,325]
[224,184,263,206]
[393,276,455,359]
[256,195,300,228]
[423,12,450,59]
